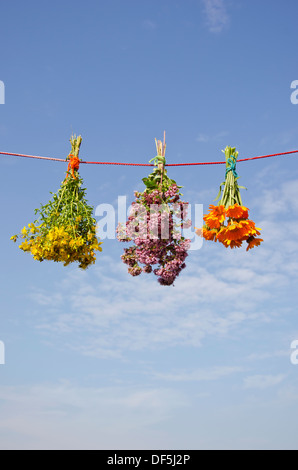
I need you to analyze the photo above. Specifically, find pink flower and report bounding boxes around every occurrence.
[117,184,191,286]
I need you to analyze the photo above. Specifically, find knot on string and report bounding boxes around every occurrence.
[225,157,238,178]
[66,153,80,179]
[152,132,166,169]
[153,132,167,189]
[149,154,166,167]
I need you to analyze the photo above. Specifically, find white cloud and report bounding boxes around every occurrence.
[142,19,157,30]
[246,350,289,361]
[29,291,64,308]
[196,130,228,143]
[0,382,187,449]
[26,177,298,360]
[28,249,289,359]
[196,133,209,143]
[202,0,230,33]
[243,374,286,390]
[258,179,298,217]
[153,366,243,382]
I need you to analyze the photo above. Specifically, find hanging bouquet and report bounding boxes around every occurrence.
[117,133,191,286]
[196,146,263,250]
[11,135,102,269]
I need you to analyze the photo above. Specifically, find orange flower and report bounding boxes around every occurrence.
[221,239,243,249]
[217,222,244,242]
[203,216,221,229]
[246,236,263,251]
[216,218,261,244]
[202,227,218,241]
[226,204,249,220]
[203,205,226,229]
[196,194,263,251]
[210,204,226,222]
[227,223,245,240]
[216,226,228,243]
[239,220,262,238]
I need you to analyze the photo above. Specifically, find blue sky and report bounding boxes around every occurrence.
[0,0,298,450]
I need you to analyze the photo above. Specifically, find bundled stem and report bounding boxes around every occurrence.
[216,146,243,207]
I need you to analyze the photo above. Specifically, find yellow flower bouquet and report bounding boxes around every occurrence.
[11,135,102,269]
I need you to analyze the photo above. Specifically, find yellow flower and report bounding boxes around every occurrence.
[19,241,30,252]
[14,217,101,268]
[47,230,55,241]
[10,235,18,243]
[56,227,66,237]
[28,224,38,234]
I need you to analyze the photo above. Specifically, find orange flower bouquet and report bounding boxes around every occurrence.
[196,146,263,251]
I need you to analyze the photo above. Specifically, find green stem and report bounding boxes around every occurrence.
[70,134,82,159]
[218,146,242,208]
[56,184,67,215]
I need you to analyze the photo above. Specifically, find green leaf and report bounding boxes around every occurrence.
[214,183,225,202]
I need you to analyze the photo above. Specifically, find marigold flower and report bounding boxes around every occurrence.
[209,204,226,221]
[246,236,264,251]
[203,216,221,229]
[226,204,249,220]
[203,205,226,229]
[203,227,218,241]
[221,239,243,249]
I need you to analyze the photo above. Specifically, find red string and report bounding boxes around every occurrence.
[0,149,298,166]
[164,150,298,166]
[0,151,66,162]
